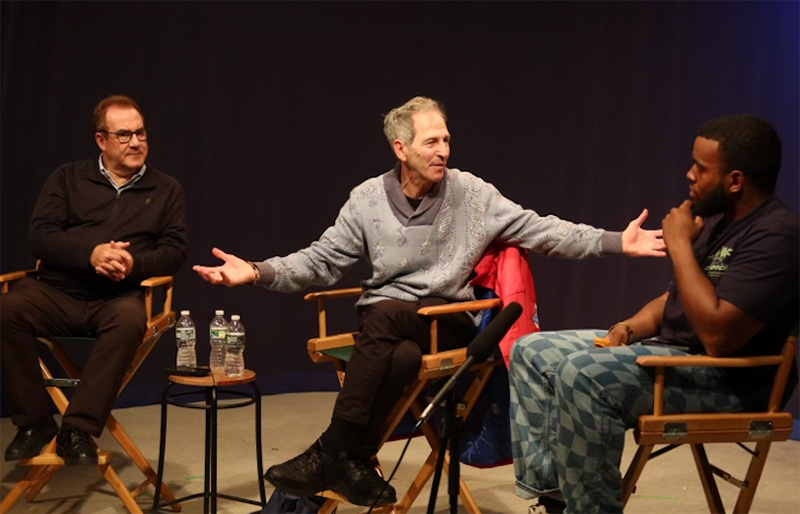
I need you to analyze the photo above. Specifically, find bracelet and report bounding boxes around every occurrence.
[608,322,634,345]
[246,261,260,285]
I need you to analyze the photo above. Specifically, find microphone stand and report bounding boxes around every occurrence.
[419,302,522,513]
[426,385,463,514]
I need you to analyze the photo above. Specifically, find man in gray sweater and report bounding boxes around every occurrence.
[193,96,665,506]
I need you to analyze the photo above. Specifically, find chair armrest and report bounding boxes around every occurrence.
[0,268,38,293]
[305,292,501,353]
[638,337,796,416]
[308,333,358,353]
[140,275,173,288]
[305,287,363,338]
[636,354,783,368]
[0,270,173,323]
[304,288,363,301]
[140,276,174,323]
[417,298,502,317]
[417,298,502,354]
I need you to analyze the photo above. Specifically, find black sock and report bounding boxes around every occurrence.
[320,417,374,460]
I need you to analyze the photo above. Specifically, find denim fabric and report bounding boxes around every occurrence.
[509,330,751,513]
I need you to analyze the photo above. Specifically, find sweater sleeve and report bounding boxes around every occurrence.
[477,174,620,259]
[258,196,367,292]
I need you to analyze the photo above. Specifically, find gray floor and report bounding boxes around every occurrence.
[1,391,799,513]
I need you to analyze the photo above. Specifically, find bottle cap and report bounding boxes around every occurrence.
[231,314,240,320]
[181,310,190,316]
[215,310,225,316]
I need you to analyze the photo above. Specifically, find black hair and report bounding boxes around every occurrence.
[698,114,781,194]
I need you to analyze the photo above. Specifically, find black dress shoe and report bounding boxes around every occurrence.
[330,457,397,507]
[264,439,397,507]
[264,439,343,497]
[56,424,97,465]
[4,416,58,461]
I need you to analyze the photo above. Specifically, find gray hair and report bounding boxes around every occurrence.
[383,96,446,146]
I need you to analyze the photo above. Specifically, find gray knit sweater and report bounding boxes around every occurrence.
[254,167,621,306]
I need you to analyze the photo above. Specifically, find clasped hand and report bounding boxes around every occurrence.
[90,240,133,282]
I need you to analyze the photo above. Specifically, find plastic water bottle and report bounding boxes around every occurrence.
[175,310,197,368]
[209,310,227,373]
[225,315,245,377]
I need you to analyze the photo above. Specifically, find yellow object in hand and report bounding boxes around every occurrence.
[594,337,612,348]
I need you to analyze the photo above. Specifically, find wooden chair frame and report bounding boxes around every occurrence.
[305,288,503,514]
[0,268,182,514]
[621,332,797,514]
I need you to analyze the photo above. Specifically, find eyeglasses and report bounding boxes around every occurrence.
[98,128,147,144]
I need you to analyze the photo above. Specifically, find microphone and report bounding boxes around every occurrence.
[417,301,523,423]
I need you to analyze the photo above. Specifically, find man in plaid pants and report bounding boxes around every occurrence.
[509,114,799,513]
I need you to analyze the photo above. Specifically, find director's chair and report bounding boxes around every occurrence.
[305,287,504,514]
[621,328,797,513]
[0,267,182,514]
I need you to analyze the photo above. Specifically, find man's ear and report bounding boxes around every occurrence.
[392,139,407,162]
[727,170,745,194]
[95,132,106,152]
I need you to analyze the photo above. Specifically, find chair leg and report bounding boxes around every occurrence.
[396,449,482,514]
[0,464,49,514]
[732,441,772,514]
[99,458,144,514]
[397,394,485,514]
[105,413,181,510]
[19,440,59,502]
[0,478,34,513]
[23,464,59,501]
[38,350,181,512]
[379,379,428,447]
[691,443,725,514]
[315,365,494,514]
[318,498,340,514]
[622,444,653,506]
[396,451,439,514]
[395,411,449,514]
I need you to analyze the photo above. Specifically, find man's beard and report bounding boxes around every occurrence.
[692,182,731,217]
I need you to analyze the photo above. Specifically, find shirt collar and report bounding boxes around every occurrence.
[384,163,448,225]
[98,154,146,192]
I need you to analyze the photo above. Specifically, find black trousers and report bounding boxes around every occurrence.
[0,278,146,436]
[329,298,477,455]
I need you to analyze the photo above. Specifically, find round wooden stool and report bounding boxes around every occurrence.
[152,369,266,513]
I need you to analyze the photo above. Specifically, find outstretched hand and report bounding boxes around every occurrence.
[621,209,667,257]
[193,247,255,287]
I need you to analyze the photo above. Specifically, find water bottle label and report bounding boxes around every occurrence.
[177,327,195,340]
[211,328,226,339]
[226,332,245,346]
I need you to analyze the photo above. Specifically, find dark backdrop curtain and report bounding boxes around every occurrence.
[2,1,798,412]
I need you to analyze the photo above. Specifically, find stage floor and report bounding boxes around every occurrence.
[1,391,799,513]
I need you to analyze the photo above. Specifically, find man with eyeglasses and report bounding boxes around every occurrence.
[1,95,188,465]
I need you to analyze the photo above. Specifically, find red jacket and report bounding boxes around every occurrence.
[471,244,540,366]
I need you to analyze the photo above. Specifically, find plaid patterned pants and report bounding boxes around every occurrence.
[509,330,754,513]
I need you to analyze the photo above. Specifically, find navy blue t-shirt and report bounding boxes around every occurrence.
[658,198,798,399]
